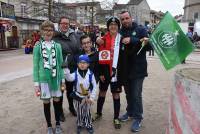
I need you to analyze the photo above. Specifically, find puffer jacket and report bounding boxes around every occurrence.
[53,28,81,71]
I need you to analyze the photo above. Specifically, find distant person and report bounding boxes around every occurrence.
[33,20,65,134]
[193,32,200,42]
[24,39,33,54]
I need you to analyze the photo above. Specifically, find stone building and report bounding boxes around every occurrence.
[183,0,200,22]
[113,0,150,26]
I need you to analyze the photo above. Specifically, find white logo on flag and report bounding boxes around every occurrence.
[158,31,177,48]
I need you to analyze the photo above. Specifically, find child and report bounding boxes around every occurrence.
[33,20,65,134]
[80,35,99,82]
[65,54,97,134]
[94,16,122,129]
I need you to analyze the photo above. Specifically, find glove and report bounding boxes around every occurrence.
[111,67,116,78]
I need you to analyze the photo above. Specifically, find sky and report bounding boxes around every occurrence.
[62,0,185,16]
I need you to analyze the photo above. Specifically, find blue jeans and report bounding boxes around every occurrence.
[125,78,144,120]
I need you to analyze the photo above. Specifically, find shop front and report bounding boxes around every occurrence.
[0,1,18,49]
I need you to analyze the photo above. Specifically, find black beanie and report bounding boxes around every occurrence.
[107,16,120,30]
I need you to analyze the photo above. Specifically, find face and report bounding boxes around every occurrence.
[120,12,132,28]
[42,26,54,41]
[59,18,70,32]
[78,61,89,70]
[81,37,92,53]
[109,22,118,35]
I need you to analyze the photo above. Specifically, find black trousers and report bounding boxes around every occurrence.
[60,80,75,114]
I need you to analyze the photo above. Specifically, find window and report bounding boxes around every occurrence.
[34,7,38,15]
[194,12,199,19]
[21,3,26,17]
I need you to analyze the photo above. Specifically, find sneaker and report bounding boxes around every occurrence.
[47,127,53,134]
[92,113,102,122]
[119,113,132,122]
[87,127,94,134]
[77,126,82,134]
[113,119,121,129]
[60,114,65,122]
[131,119,142,132]
[69,107,77,117]
[55,125,62,134]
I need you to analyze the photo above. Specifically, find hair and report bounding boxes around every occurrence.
[41,20,55,31]
[58,16,70,24]
[80,35,91,44]
[119,10,132,16]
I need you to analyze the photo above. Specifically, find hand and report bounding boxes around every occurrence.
[100,75,105,82]
[35,86,41,97]
[140,37,149,46]
[96,37,104,45]
[111,67,116,77]
[122,37,131,45]
[61,83,66,91]
[86,98,94,105]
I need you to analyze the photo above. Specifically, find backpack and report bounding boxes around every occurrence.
[74,70,93,92]
[70,70,93,101]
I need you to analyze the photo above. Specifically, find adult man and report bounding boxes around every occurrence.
[118,11,150,132]
[53,17,81,121]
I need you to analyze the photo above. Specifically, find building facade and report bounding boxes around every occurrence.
[150,10,164,26]
[183,0,200,22]
[8,0,49,47]
[75,2,101,26]
[0,0,17,49]
[113,0,150,26]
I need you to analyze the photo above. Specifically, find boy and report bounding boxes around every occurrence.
[80,35,99,82]
[65,54,97,134]
[33,20,65,134]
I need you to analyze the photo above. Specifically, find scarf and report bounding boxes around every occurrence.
[41,40,59,91]
[99,32,121,77]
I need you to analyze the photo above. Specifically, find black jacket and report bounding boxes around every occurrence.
[53,29,81,71]
[118,22,152,84]
[81,50,99,83]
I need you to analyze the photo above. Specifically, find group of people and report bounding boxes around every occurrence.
[24,31,40,54]
[33,10,151,134]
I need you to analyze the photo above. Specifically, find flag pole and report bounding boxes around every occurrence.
[137,41,145,55]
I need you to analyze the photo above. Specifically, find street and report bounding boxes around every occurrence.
[0,49,200,134]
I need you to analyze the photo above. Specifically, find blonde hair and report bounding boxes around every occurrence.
[41,20,55,31]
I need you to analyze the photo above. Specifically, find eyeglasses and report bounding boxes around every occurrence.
[43,29,54,32]
[82,41,91,45]
[60,22,69,25]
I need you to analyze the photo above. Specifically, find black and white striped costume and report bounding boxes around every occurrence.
[65,68,97,128]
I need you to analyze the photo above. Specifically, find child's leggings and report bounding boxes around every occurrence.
[73,100,92,128]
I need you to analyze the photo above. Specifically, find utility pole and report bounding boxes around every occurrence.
[48,0,52,21]
[91,2,94,28]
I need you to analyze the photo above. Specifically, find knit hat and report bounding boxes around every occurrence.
[78,54,90,63]
[107,16,120,30]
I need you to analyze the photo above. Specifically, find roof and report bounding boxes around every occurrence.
[75,1,100,6]
[127,0,143,5]
[113,4,127,10]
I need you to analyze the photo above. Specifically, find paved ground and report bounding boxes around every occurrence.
[0,49,199,134]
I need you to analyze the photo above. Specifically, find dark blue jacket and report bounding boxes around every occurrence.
[118,22,151,84]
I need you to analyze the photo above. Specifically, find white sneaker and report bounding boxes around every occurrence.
[47,127,53,134]
[55,125,62,134]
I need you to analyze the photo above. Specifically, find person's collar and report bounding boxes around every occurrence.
[59,28,74,37]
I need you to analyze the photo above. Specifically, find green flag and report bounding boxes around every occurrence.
[150,12,195,70]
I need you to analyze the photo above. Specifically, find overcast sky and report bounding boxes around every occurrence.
[62,0,185,16]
